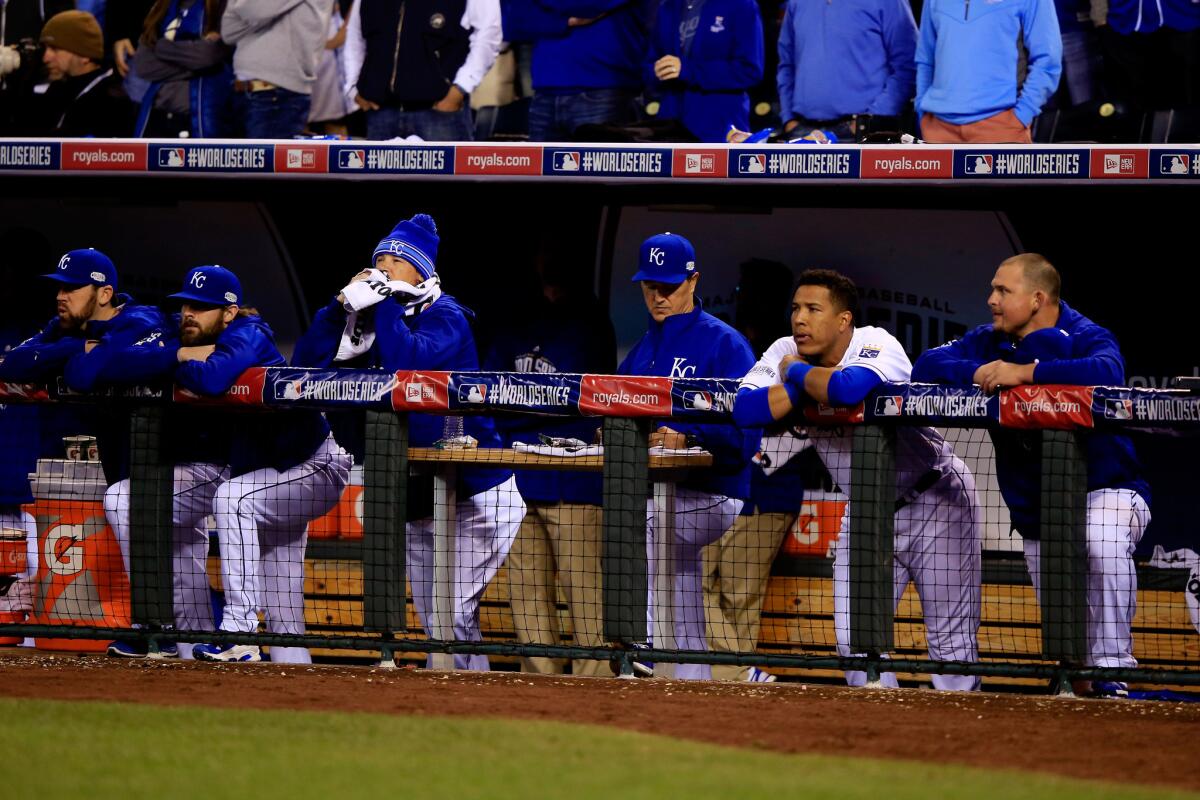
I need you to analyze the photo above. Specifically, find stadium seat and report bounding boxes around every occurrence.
[473,97,531,142]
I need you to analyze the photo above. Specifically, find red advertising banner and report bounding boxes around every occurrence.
[671,149,729,178]
[578,375,673,416]
[273,143,330,173]
[1089,149,1149,179]
[860,149,953,179]
[392,370,451,411]
[455,146,542,175]
[173,366,267,405]
[998,384,1095,429]
[61,141,148,171]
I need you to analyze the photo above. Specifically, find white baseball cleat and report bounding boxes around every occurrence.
[192,643,262,663]
[746,667,777,683]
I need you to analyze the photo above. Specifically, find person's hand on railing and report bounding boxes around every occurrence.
[177,345,216,363]
[973,361,1035,394]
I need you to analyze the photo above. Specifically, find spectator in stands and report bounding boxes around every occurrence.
[342,0,501,141]
[486,258,616,677]
[916,0,1062,143]
[776,0,917,142]
[221,0,331,139]
[104,0,156,77]
[645,0,764,142]
[0,0,74,134]
[501,0,649,141]
[307,0,355,135]
[133,0,234,138]
[1101,0,1200,109]
[1050,0,1103,109]
[30,10,134,137]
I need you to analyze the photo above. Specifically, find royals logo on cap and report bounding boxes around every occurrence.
[631,232,698,283]
[43,248,117,289]
[168,265,244,307]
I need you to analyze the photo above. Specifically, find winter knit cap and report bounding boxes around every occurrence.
[372,214,439,281]
[41,10,105,61]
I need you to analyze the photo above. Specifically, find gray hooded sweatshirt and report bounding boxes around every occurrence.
[221,0,332,95]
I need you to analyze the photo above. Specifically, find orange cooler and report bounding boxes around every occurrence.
[782,490,848,558]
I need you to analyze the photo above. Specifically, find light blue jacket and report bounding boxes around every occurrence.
[915,0,1062,126]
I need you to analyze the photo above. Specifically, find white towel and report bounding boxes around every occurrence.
[336,271,442,362]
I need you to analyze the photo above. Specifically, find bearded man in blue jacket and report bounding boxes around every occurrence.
[645,0,763,142]
[619,232,758,680]
[913,254,1150,697]
[293,213,525,671]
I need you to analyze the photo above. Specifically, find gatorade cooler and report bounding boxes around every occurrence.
[781,489,848,558]
[25,459,130,651]
[308,465,363,540]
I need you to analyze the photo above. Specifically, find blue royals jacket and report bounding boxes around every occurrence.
[95,314,330,478]
[911,300,1149,539]
[618,301,758,500]
[645,0,764,142]
[293,292,510,501]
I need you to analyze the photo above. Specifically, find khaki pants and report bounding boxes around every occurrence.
[508,503,609,677]
[703,512,794,681]
[921,109,1032,144]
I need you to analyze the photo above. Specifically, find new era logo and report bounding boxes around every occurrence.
[405,383,437,402]
[158,148,184,167]
[684,153,715,174]
[340,149,365,169]
[286,148,316,169]
[874,396,904,416]
[553,152,580,172]
[964,154,993,174]
[1103,154,1135,175]
[738,153,766,174]
[458,384,487,404]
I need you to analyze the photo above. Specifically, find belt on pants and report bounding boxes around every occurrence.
[894,469,944,512]
[233,79,277,93]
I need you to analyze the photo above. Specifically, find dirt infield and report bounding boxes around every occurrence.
[1,652,1198,792]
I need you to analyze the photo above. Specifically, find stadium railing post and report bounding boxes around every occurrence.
[362,410,409,644]
[128,405,175,635]
[849,425,897,669]
[1039,429,1089,672]
[602,417,650,671]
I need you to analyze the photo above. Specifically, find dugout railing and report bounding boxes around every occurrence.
[1,369,1197,689]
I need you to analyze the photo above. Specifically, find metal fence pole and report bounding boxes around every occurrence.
[1040,429,1088,663]
[362,410,408,634]
[128,406,174,627]
[848,425,897,657]
[601,417,650,644]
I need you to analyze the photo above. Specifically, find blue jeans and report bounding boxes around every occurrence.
[366,106,474,141]
[241,87,311,139]
[527,88,638,142]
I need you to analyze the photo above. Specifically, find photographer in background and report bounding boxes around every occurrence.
[0,0,74,134]
[28,10,135,136]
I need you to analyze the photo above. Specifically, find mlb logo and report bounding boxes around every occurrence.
[158,148,185,167]
[275,379,305,400]
[858,345,881,359]
[286,148,316,169]
[553,151,581,172]
[405,382,436,402]
[1105,399,1133,420]
[1103,154,1134,175]
[458,384,488,404]
[339,149,365,169]
[1161,154,1191,175]
[964,154,993,175]
[874,396,904,417]
[684,153,715,174]
[738,153,766,174]
[683,391,713,411]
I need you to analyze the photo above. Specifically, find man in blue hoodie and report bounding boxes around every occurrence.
[502,0,649,141]
[293,213,525,671]
[645,0,764,142]
[916,0,1062,143]
[132,266,352,665]
[776,0,917,142]
[912,254,1150,696]
[619,232,758,680]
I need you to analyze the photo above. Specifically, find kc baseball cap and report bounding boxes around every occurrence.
[42,248,118,290]
[169,265,243,306]
[631,232,697,283]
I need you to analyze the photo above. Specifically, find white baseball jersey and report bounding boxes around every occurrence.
[740,327,956,496]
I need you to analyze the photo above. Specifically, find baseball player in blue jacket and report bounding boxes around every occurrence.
[646,0,764,141]
[912,254,1150,695]
[734,269,982,691]
[619,232,758,680]
[135,266,352,664]
[293,213,524,671]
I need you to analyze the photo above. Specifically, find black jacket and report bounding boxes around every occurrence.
[33,68,136,136]
[357,0,471,107]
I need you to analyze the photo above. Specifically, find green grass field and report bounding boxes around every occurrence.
[1,697,1192,800]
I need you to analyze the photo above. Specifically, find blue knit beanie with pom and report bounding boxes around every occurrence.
[372,213,439,280]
